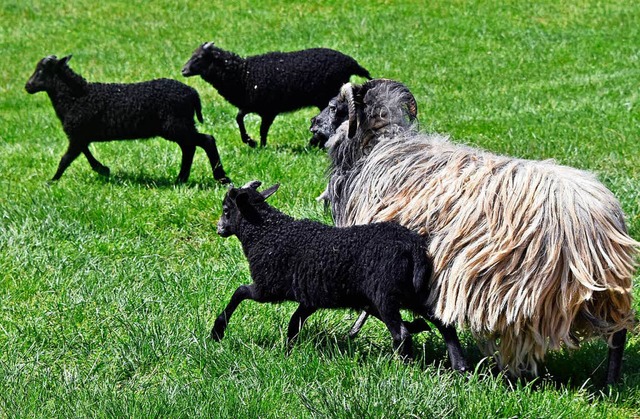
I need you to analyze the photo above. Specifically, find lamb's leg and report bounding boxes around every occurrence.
[379,308,413,360]
[259,114,276,147]
[422,313,469,372]
[211,284,257,341]
[236,109,257,148]
[605,328,627,385]
[82,147,110,176]
[286,304,317,350]
[176,142,196,183]
[348,311,370,338]
[195,134,230,184]
[51,144,82,181]
[349,311,430,338]
[405,318,432,334]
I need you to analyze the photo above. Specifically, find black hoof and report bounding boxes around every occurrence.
[210,327,224,342]
[96,166,110,177]
[246,138,258,148]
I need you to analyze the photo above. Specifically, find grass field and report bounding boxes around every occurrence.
[2,0,640,417]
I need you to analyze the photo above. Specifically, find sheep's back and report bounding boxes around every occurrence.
[247,219,424,309]
[243,49,364,111]
[62,79,199,140]
[334,131,638,375]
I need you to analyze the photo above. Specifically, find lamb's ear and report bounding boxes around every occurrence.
[58,55,72,67]
[260,183,280,200]
[234,191,262,223]
[241,180,262,190]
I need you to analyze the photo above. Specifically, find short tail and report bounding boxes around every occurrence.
[355,64,372,80]
[193,94,204,123]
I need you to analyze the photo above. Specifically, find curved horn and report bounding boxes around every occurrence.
[340,83,357,138]
[406,93,418,121]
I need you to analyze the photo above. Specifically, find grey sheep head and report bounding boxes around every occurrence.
[310,78,418,151]
[217,180,280,237]
[309,95,349,148]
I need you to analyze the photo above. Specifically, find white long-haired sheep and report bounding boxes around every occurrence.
[315,79,638,384]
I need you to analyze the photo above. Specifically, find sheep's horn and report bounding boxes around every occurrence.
[203,42,215,50]
[406,91,418,120]
[340,83,357,139]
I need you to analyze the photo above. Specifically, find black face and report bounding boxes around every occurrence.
[182,43,215,77]
[216,196,235,237]
[25,56,56,94]
[309,96,348,148]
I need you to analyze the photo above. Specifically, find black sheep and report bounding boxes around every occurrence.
[212,180,468,370]
[25,55,229,184]
[182,43,372,148]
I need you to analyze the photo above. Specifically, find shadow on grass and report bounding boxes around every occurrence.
[241,319,640,396]
[94,171,228,190]
[271,142,326,155]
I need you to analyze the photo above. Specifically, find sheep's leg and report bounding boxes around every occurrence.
[211,284,257,341]
[82,147,110,176]
[195,134,230,184]
[422,313,469,372]
[605,328,627,385]
[348,311,370,338]
[405,318,432,334]
[378,309,413,360]
[286,304,317,350]
[176,142,196,183]
[349,311,431,338]
[236,110,257,148]
[259,114,275,147]
[51,144,82,181]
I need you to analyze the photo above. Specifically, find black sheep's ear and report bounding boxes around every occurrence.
[235,191,262,223]
[260,183,279,200]
[241,180,262,190]
[58,55,72,67]
[227,187,239,200]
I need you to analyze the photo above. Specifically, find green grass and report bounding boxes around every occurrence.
[2,0,640,417]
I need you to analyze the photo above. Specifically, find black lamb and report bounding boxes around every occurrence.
[25,55,229,184]
[182,42,372,148]
[212,180,469,370]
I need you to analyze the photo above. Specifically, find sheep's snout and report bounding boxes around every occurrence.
[217,218,232,237]
[25,76,42,94]
[181,65,194,77]
[25,82,36,94]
